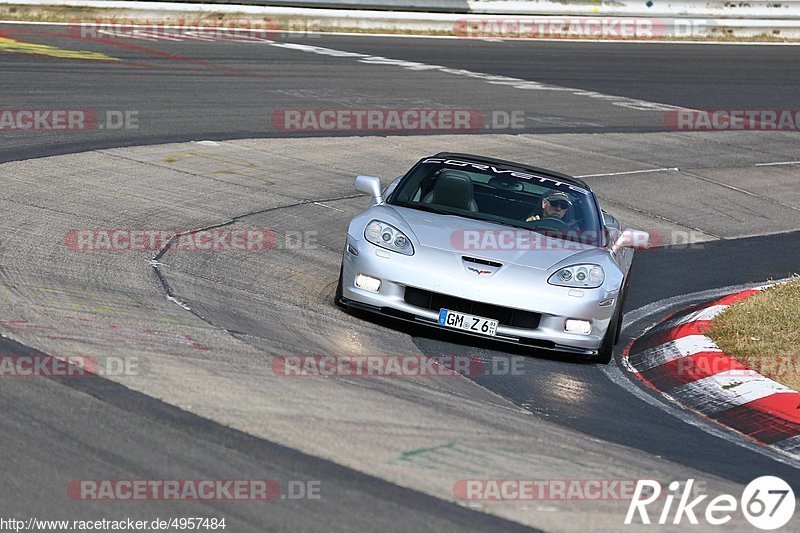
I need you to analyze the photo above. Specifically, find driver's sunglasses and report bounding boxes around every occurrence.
[548,200,570,210]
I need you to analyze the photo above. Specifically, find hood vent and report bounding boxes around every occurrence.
[462,256,502,268]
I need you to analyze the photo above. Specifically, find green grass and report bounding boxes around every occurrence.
[707,278,800,390]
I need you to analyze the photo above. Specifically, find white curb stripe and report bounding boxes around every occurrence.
[672,304,729,325]
[621,280,800,462]
[773,435,800,454]
[668,371,794,415]
[633,304,728,342]
[628,335,720,372]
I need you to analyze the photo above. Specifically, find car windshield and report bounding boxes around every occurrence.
[387,157,603,246]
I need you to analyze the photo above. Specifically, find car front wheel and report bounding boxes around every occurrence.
[334,263,345,308]
[593,300,622,364]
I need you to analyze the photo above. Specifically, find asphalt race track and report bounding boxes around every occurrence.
[1,23,799,531]
[3,26,800,161]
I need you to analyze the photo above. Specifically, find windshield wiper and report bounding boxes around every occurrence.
[397,203,458,216]
[397,203,536,229]
[484,219,535,231]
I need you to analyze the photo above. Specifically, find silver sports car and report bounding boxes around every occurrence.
[335,153,649,363]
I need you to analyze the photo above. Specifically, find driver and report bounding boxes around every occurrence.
[526,191,572,222]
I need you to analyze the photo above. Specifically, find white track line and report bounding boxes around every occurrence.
[755,161,800,167]
[621,282,770,332]
[267,41,687,112]
[775,435,800,454]
[576,167,679,178]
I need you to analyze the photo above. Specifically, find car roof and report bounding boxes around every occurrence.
[431,152,590,190]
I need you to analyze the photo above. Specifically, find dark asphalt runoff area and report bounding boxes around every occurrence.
[1,22,799,530]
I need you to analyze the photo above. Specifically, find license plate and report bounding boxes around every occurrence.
[438,309,498,337]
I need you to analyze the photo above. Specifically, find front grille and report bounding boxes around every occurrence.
[404,287,541,330]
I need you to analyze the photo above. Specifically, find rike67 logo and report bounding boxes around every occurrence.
[625,477,795,530]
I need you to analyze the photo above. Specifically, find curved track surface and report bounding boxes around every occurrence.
[3,25,800,162]
[1,23,799,531]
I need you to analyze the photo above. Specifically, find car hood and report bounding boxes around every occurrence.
[386,205,602,270]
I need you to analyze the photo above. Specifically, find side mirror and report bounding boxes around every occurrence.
[354,175,383,204]
[601,209,620,231]
[613,228,650,253]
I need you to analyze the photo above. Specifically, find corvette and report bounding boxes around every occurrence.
[335,153,648,363]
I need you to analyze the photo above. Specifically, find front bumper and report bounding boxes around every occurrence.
[340,237,621,356]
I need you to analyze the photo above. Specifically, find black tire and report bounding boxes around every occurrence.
[593,299,622,364]
[614,282,628,345]
[334,264,346,309]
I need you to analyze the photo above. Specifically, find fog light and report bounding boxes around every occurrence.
[355,274,381,292]
[565,319,592,335]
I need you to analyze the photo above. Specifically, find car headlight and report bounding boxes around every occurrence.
[549,264,604,288]
[364,220,414,256]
